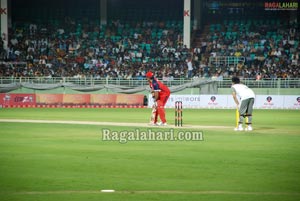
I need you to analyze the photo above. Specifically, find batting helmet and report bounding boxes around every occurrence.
[146,71,154,78]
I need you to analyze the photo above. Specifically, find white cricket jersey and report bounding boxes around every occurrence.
[231,84,255,101]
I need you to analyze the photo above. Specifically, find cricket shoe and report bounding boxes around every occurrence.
[149,122,157,126]
[245,125,253,131]
[234,125,243,131]
[156,122,168,126]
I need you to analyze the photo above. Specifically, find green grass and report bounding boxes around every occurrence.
[0,108,300,201]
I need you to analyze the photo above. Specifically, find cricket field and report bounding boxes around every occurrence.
[0,108,299,201]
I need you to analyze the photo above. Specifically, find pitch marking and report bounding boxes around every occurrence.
[0,119,231,129]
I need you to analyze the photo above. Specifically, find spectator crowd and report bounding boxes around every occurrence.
[0,17,299,80]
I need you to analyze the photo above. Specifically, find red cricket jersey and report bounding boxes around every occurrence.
[149,78,171,98]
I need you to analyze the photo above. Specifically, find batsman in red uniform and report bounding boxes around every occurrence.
[146,71,171,125]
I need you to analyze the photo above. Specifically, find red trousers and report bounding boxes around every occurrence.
[154,94,170,123]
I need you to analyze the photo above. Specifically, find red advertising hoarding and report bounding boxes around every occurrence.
[116,94,144,105]
[0,93,36,106]
[90,94,117,105]
[0,93,145,107]
[63,94,91,105]
[36,94,63,105]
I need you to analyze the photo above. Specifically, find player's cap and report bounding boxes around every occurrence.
[146,71,154,78]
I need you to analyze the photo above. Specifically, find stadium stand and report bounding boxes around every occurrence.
[0,0,299,80]
[196,18,300,79]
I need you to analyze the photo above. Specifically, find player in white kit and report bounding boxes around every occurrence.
[231,77,255,131]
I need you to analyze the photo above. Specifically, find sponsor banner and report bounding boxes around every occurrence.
[90,94,117,105]
[283,96,300,109]
[1,94,145,106]
[36,94,63,104]
[63,94,90,105]
[254,95,284,109]
[0,93,36,106]
[90,94,144,105]
[1,94,299,109]
[148,94,300,109]
[199,95,231,109]
[149,95,202,108]
[116,94,145,106]
[149,95,233,108]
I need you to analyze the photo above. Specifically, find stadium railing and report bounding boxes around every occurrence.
[209,56,246,67]
[0,77,299,89]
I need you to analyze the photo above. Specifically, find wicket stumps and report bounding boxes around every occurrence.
[175,101,183,127]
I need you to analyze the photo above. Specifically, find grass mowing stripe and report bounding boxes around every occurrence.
[10,190,300,195]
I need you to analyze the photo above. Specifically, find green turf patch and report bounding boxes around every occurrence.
[0,109,299,201]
